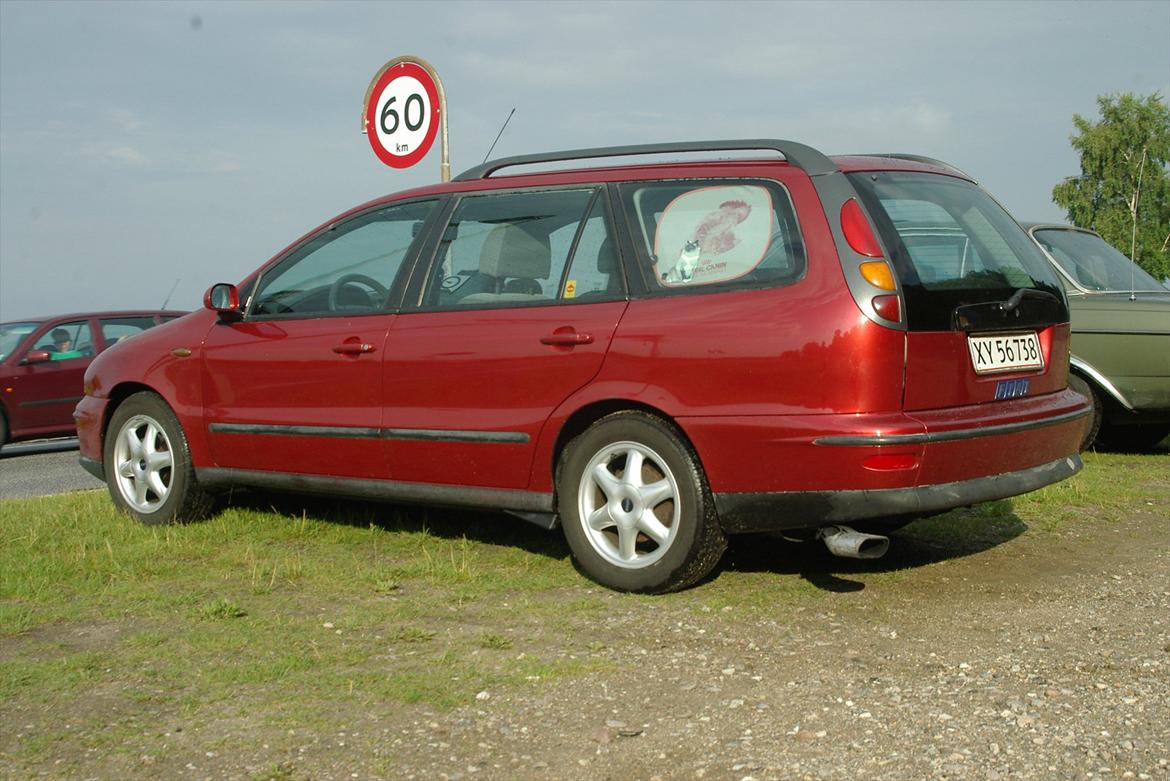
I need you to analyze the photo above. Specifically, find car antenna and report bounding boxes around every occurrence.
[160,278,181,309]
[482,107,516,163]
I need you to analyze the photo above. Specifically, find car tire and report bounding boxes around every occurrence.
[0,410,7,448]
[1096,423,1170,454]
[557,412,726,593]
[103,391,214,525]
[1067,373,1101,451]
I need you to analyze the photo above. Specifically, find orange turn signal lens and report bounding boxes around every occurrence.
[859,261,897,290]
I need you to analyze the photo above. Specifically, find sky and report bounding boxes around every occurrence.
[1,0,1168,320]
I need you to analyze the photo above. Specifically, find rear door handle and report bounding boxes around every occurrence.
[332,342,376,355]
[540,332,594,347]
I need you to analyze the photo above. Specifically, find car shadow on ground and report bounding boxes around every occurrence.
[223,489,573,561]
[224,489,1028,593]
[719,505,1029,592]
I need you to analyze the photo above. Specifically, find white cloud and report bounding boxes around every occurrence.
[80,142,149,167]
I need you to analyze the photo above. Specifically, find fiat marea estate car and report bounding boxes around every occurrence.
[76,140,1089,592]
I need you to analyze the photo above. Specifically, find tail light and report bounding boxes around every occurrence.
[841,199,902,324]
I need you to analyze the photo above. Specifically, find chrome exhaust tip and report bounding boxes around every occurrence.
[818,525,890,559]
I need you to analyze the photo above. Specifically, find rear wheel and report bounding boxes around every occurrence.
[557,412,726,593]
[1067,373,1101,451]
[104,392,213,524]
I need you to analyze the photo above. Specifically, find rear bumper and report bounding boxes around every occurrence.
[684,388,1089,532]
[715,454,1081,532]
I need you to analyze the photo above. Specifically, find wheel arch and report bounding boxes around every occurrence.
[549,399,703,488]
[1069,355,1132,411]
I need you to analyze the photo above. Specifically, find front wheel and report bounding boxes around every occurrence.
[557,412,726,593]
[103,392,214,524]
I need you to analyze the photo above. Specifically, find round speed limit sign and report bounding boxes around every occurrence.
[364,61,440,169]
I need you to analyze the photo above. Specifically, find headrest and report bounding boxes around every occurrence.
[478,224,551,279]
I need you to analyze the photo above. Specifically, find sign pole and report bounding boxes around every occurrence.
[362,55,449,181]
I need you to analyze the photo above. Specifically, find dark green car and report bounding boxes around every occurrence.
[1025,223,1170,451]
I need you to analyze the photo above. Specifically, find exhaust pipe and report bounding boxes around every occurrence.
[818,525,890,559]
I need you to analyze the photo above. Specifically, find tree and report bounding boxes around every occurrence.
[1052,92,1170,282]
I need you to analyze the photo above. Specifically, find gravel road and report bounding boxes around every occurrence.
[364,503,1169,781]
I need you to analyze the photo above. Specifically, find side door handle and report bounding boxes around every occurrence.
[540,331,594,347]
[332,342,376,355]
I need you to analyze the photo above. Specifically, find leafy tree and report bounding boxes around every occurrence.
[1052,92,1170,282]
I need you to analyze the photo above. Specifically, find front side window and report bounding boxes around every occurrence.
[35,320,93,360]
[618,179,805,293]
[252,199,436,317]
[422,188,599,308]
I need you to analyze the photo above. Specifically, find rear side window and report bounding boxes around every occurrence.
[617,179,805,293]
[423,188,603,308]
[850,172,1066,330]
[99,316,156,350]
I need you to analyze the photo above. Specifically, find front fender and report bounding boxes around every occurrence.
[82,311,218,467]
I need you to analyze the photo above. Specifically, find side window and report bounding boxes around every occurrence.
[98,316,157,351]
[560,196,622,301]
[618,179,805,292]
[423,188,596,308]
[252,199,436,317]
[35,320,93,361]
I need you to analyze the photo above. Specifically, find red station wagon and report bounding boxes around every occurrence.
[0,310,184,446]
[75,140,1089,592]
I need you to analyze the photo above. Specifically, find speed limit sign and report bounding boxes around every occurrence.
[362,57,447,177]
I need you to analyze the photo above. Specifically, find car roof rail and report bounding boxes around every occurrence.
[454,139,839,181]
[860,153,974,180]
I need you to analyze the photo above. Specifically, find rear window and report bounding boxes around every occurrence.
[850,172,1066,330]
[617,179,805,293]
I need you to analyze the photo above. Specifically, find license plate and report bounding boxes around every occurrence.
[968,332,1044,375]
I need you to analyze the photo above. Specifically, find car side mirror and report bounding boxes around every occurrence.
[204,283,243,322]
[21,350,52,365]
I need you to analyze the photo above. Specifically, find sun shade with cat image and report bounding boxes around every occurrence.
[653,185,773,287]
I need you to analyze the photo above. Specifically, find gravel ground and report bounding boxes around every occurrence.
[357,506,1169,781]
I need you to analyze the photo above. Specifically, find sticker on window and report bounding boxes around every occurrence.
[653,185,773,287]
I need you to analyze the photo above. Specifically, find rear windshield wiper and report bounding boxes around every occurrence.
[952,287,1064,331]
[999,287,1060,313]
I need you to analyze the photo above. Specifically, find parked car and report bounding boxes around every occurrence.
[0,311,185,446]
[1023,223,1170,451]
[75,140,1089,592]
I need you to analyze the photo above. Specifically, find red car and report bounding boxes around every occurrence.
[76,140,1089,592]
[0,310,184,446]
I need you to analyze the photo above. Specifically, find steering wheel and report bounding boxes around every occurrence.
[327,273,389,312]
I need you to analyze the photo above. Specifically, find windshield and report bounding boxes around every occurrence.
[849,172,1067,331]
[0,321,41,362]
[1031,228,1166,293]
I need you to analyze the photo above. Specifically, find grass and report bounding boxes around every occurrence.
[0,447,1166,773]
